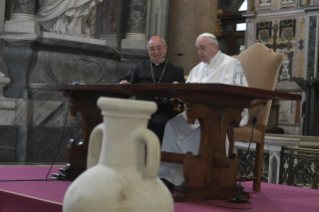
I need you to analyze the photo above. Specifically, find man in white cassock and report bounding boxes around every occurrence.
[158,33,249,188]
[36,0,103,37]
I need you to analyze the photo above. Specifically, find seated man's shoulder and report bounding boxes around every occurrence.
[220,53,239,64]
[220,52,234,60]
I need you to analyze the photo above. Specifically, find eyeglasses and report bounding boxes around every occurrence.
[149,45,164,52]
[194,43,215,53]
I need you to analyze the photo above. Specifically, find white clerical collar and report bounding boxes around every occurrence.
[205,51,221,66]
[153,59,166,66]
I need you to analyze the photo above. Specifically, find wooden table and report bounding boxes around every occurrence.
[30,83,301,201]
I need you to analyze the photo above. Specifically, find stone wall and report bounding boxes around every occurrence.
[243,0,319,135]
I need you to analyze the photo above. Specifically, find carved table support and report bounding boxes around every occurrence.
[167,93,251,201]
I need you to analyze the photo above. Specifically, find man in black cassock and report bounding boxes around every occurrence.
[116,36,185,143]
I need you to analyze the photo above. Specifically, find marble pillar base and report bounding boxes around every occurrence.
[0,32,38,42]
[4,13,40,35]
[99,35,118,48]
[122,33,147,50]
[0,109,15,125]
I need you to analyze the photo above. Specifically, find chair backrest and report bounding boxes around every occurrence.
[233,43,284,127]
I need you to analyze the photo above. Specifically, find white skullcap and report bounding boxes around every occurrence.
[198,33,216,40]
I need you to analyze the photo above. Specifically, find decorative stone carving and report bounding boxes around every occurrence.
[279,54,291,81]
[259,30,270,43]
[36,0,103,37]
[55,58,102,84]
[0,72,16,125]
[0,72,10,98]
[282,28,294,41]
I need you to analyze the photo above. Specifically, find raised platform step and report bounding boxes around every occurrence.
[0,165,318,212]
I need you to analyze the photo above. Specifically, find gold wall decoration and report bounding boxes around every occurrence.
[216,19,223,38]
[256,22,272,43]
[279,20,296,41]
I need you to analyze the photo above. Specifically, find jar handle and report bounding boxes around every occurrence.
[132,128,160,180]
[87,123,104,169]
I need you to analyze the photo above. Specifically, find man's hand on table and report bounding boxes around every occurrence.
[120,80,130,84]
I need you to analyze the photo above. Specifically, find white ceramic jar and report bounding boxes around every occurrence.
[63,97,174,212]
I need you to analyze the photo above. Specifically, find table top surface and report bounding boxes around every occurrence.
[30,83,301,101]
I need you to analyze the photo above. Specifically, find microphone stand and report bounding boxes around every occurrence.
[228,117,256,204]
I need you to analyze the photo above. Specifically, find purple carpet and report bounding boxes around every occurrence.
[0,165,318,212]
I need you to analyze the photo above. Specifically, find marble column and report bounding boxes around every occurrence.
[243,0,256,49]
[0,0,8,77]
[121,0,148,50]
[4,0,40,35]
[146,0,170,41]
[167,0,218,75]
[99,0,120,48]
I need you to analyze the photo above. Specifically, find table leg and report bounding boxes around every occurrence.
[171,103,248,201]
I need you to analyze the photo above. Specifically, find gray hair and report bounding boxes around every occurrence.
[146,36,167,49]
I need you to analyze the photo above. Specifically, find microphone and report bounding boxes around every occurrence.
[129,53,183,84]
[150,53,183,64]
[252,117,256,126]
